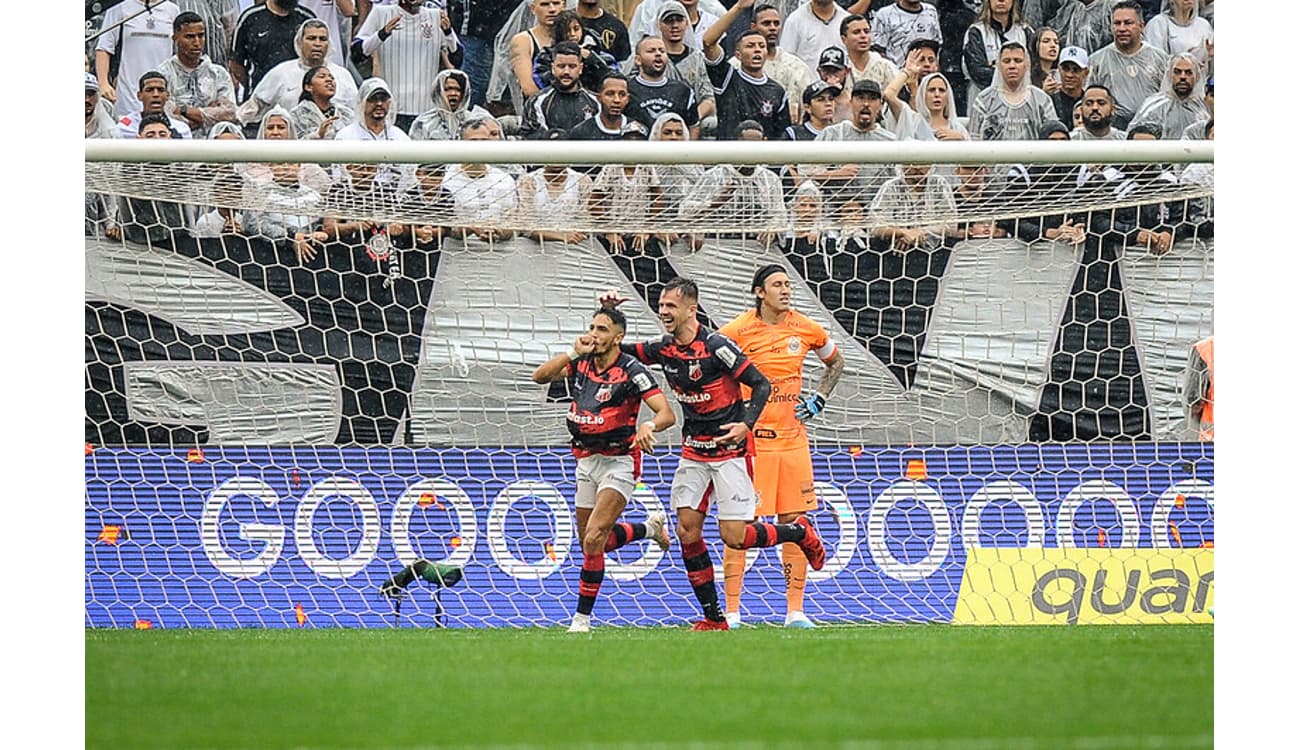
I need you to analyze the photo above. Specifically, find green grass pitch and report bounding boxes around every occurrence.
[86,624,1211,749]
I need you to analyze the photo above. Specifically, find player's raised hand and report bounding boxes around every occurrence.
[574,334,596,355]
[794,393,826,422]
[597,289,630,309]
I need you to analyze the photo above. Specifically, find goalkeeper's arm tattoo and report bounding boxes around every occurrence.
[817,349,845,400]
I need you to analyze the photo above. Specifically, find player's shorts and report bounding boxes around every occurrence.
[671,456,759,521]
[752,444,818,517]
[574,453,640,510]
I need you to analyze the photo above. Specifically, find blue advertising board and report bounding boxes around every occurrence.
[85,444,1214,629]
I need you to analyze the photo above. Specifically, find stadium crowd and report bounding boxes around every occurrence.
[86,1,1214,240]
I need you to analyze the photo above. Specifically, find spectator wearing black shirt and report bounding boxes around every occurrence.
[1051,44,1087,121]
[627,36,701,135]
[569,73,633,141]
[539,10,615,92]
[702,26,791,141]
[576,0,631,64]
[520,41,601,138]
[785,80,841,140]
[231,0,317,98]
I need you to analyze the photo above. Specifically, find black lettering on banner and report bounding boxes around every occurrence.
[1139,569,1190,615]
[1032,568,1086,625]
[1193,571,1214,613]
[1090,568,1141,616]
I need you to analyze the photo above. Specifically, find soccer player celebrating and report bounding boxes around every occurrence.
[719,265,844,629]
[601,278,827,630]
[531,308,677,634]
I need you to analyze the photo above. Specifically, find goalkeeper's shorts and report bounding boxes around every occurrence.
[753,444,817,517]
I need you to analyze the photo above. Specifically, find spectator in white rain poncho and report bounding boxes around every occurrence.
[1050,0,1115,54]
[1083,1,1168,129]
[1143,0,1212,73]
[869,164,957,253]
[237,19,358,128]
[516,130,595,245]
[967,41,1057,140]
[441,116,517,243]
[241,107,332,257]
[1128,52,1208,140]
[680,120,789,232]
[409,69,491,141]
[649,113,706,241]
[884,69,969,141]
[289,65,356,140]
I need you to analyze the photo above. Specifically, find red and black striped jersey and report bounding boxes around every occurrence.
[625,326,754,462]
[566,352,662,457]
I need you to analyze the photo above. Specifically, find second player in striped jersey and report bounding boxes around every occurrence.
[601,277,827,630]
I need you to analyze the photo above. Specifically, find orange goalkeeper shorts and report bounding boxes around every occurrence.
[752,444,817,517]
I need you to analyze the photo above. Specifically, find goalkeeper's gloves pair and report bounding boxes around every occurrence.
[794,393,826,422]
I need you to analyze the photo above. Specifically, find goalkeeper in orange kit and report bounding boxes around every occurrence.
[718,264,845,628]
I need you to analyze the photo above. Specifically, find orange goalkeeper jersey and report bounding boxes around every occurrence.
[719,309,835,450]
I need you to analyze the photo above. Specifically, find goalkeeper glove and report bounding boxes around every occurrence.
[794,393,826,422]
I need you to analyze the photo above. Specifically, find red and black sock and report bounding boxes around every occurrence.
[576,552,605,616]
[681,539,724,622]
[740,521,806,549]
[604,521,646,552]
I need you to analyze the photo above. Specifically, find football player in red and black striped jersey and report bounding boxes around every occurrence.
[601,277,826,630]
[533,307,676,633]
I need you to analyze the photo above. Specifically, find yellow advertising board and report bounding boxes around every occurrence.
[953,548,1214,625]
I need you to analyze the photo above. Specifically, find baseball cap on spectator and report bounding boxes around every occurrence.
[802,80,842,104]
[621,121,649,139]
[363,79,393,101]
[905,38,941,56]
[658,1,688,22]
[85,72,100,92]
[818,47,847,71]
[851,79,882,98]
[1059,46,1089,68]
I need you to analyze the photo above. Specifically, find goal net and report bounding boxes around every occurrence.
[84,139,1214,628]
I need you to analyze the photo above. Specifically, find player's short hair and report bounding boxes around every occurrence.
[1127,123,1162,139]
[635,34,663,55]
[459,113,501,137]
[137,70,167,91]
[734,119,764,138]
[662,277,699,303]
[137,112,173,132]
[173,11,204,33]
[840,14,867,38]
[999,41,1027,57]
[552,41,584,62]
[593,307,627,332]
[599,72,629,91]
[1111,0,1144,19]
[1082,83,1115,103]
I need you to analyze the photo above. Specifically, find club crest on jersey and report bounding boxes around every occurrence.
[787,336,801,354]
[760,100,774,117]
[688,360,702,381]
[595,384,614,402]
[421,19,436,39]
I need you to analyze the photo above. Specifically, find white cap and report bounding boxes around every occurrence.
[1059,46,1089,69]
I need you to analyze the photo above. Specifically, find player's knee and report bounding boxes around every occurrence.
[582,526,610,556]
[720,527,746,549]
[675,521,702,545]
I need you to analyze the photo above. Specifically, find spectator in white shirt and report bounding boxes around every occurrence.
[442,116,517,243]
[238,19,357,126]
[1143,0,1211,73]
[96,1,182,119]
[871,1,945,67]
[780,1,853,76]
[355,0,461,132]
[840,12,901,94]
